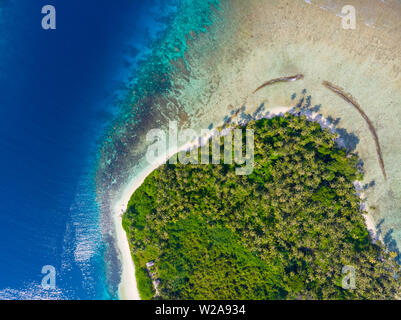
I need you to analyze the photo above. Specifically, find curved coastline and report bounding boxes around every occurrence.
[113,152,181,299]
[114,122,223,299]
[100,0,401,299]
[115,106,380,298]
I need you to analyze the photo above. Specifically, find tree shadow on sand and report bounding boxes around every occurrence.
[293,92,360,153]
[217,91,361,153]
[376,218,401,263]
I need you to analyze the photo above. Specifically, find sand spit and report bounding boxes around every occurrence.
[323,80,387,180]
[253,74,304,94]
[163,0,401,248]
[112,0,401,298]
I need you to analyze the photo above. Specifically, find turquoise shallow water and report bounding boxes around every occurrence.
[98,0,401,273]
[0,0,184,299]
[1,0,399,300]
[96,0,222,230]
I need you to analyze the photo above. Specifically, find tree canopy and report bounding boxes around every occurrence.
[123,114,400,299]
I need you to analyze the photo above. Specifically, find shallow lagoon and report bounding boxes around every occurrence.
[97,2,401,297]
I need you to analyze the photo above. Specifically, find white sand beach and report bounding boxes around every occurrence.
[113,185,142,300]
[113,156,169,300]
[94,0,401,301]
[114,103,380,298]
[113,132,218,299]
[113,105,295,299]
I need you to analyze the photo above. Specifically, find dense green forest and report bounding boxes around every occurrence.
[123,114,400,299]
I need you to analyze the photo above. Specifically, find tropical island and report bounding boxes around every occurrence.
[122,114,400,299]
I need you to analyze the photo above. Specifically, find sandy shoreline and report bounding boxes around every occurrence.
[113,106,379,299]
[113,130,216,299]
[104,0,401,300]
[113,106,290,299]
[113,153,173,300]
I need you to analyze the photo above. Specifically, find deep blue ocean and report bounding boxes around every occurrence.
[0,0,167,299]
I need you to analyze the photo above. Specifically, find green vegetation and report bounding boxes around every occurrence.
[133,256,155,300]
[123,114,401,299]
